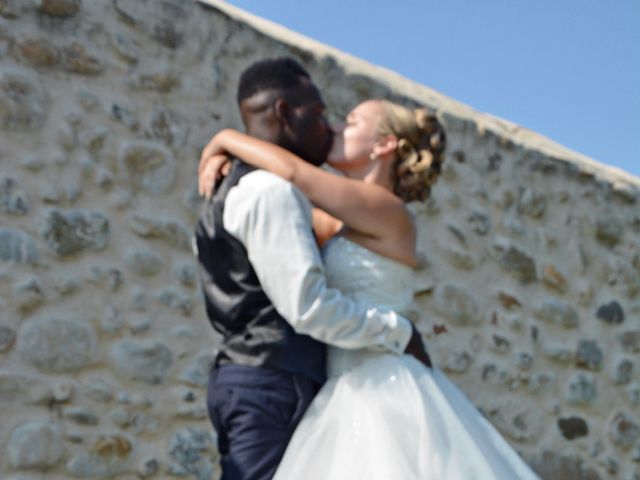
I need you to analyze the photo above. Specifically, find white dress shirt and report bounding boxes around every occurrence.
[223,170,413,354]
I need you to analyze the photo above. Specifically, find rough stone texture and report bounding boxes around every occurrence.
[157,287,193,316]
[596,300,625,324]
[442,349,472,374]
[67,434,133,478]
[110,339,172,384]
[128,213,192,251]
[147,106,190,148]
[168,427,216,480]
[0,371,53,405]
[0,68,47,131]
[535,299,580,328]
[9,421,64,469]
[619,330,640,353]
[486,406,543,443]
[180,350,215,386]
[566,372,598,405]
[530,450,602,480]
[1,176,30,214]
[119,141,177,194]
[62,43,103,75]
[0,0,638,478]
[174,262,198,288]
[0,228,39,264]
[14,276,45,313]
[542,264,568,293]
[595,216,624,247]
[18,318,97,372]
[124,249,163,277]
[609,412,640,449]
[38,0,82,17]
[492,238,537,283]
[138,456,159,478]
[558,416,589,440]
[0,324,16,352]
[42,209,110,257]
[543,344,574,363]
[64,406,100,425]
[612,358,634,385]
[433,284,479,325]
[82,376,114,403]
[575,340,604,371]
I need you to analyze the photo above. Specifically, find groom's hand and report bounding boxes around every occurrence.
[404,325,432,368]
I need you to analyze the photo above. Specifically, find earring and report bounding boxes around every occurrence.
[369,152,377,160]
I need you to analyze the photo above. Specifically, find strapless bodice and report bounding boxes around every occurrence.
[322,236,415,376]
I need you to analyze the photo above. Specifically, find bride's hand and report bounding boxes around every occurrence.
[199,130,231,172]
[199,153,231,199]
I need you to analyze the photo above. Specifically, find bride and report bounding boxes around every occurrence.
[199,99,540,479]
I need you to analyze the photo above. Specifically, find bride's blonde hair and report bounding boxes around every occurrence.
[376,100,446,202]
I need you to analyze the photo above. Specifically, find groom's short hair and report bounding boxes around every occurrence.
[237,57,310,104]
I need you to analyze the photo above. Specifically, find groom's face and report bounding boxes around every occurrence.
[284,78,334,167]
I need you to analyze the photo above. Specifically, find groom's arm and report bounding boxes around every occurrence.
[224,171,413,354]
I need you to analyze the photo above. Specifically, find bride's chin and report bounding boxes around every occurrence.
[326,156,346,171]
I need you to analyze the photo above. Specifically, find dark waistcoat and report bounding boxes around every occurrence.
[195,160,326,384]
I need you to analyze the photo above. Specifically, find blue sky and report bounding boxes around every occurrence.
[224,0,640,178]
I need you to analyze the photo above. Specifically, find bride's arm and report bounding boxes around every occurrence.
[312,208,342,247]
[200,129,413,240]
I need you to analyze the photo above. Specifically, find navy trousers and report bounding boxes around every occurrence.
[207,365,322,480]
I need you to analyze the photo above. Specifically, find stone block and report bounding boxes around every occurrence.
[18,317,97,372]
[1,176,29,214]
[0,68,47,131]
[167,427,216,480]
[119,141,177,194]
[535,299,579,328]
[66,434,133,478]
[0,324,16,352]
[434,284,479,325]
[9,422,63,469]
[597,300,625,325]
[110,339,172,384]
[530,450,601,480]
[125,249,163,277]
[558,416,589,440]
[128,213,192,251]
[609,411,640,449]
[42,209,109,257]
[575,340,604,371]
[492,238,537,283]
[37,0,81,17]
[565,372,597,405]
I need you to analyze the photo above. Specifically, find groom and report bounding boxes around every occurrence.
[195,57,431,480]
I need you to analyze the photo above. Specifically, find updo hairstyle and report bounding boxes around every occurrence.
[376,100,446,202]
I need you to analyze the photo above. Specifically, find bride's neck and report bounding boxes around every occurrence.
[343,160,394,192]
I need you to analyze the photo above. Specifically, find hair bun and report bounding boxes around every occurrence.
[377,100,446,202]
[414,108,440,135]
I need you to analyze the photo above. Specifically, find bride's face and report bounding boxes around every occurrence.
[327,100,384,171]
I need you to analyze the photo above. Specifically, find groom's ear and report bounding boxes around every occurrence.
[273,98,290,128]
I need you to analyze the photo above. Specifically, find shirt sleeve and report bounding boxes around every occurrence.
[223,171,413,354]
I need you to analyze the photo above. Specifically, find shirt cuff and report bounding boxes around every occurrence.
[386,313,414,354]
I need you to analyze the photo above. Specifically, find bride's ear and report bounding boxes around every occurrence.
[372,135,398,159]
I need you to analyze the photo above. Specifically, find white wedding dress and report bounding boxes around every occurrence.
[274,236,540,479]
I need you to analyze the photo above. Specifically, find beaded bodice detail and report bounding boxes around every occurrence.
[322,236,415,376]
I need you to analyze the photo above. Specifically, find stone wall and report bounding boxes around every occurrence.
[0,0,638,479]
